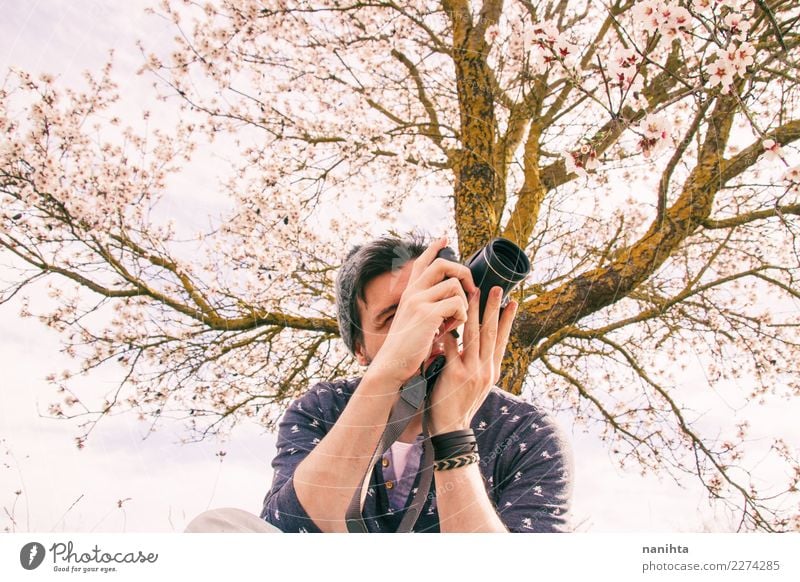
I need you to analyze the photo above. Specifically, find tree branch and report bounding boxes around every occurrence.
[701,204,800,229]
[390,48,450,155]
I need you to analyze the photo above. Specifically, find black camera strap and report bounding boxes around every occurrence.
[344,359,443,533]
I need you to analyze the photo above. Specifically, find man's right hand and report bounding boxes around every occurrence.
[369,236,478,384]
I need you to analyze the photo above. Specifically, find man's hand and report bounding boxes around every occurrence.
[427,285,519,436]
[371,236,478,384]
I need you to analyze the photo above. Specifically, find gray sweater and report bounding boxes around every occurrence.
[260,376,573,532]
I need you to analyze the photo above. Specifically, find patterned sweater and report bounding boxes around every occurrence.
[260,376,573,533]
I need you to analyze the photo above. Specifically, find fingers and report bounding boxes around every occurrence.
[416,277,468,306]
[408,236,449,285]
[480,286,503,364]
[407,236,477,296]
[435,316,460,341]
[404,287,468,332]
[461,286,518,369]
[442,328,459,360]
[414,258,478,295]
[432,295,469,332]
[462,288,480,363]
[493,299,518,370]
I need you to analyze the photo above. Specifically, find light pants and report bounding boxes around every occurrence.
[185,508,282,533]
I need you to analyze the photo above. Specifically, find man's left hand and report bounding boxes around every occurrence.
[427,285,518,436]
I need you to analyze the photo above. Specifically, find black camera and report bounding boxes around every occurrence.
[423,237,530,382]
[438,237,531,323]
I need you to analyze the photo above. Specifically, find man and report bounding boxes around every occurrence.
[259,233,573,533]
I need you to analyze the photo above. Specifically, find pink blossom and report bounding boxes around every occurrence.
[732,42,755,73]
[642,114,670,141]
[632,0,660,30]
[692,0,741,12]
[763,139,784,162]
[632,93,650,112]
[563,145,600,176]
[485,24,500,43]
[639,114,671,157]
[783,165,800,192]
[633,1,692,41]
[563,150,587,178]
[525,19,580,74]
[714,42,754,79]
[607,47,641,89]
[525,19,559,49]
[724,12,750,38]
[707,58,735,90]
[660,6,692,41]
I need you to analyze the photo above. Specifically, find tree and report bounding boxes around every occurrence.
[1,0,799,531]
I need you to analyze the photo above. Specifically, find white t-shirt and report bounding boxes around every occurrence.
[389,439,417,477]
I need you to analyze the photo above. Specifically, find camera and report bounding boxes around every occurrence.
[437,237,531,323]
[423,237,530,382]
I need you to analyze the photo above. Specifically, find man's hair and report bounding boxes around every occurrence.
[335,231,430,355]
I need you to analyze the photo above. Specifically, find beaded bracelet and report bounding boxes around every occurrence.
[433,452,480,471]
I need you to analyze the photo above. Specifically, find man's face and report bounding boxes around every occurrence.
[353,260,414,366]
[353,259,448,369]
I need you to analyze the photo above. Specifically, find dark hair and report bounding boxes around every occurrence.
[335,231,430,355]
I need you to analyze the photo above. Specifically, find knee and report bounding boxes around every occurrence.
[184,508,282,533]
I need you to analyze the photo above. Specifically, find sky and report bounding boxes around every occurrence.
[0,0,796,533]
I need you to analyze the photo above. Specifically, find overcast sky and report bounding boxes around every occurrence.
[1,0,795,533]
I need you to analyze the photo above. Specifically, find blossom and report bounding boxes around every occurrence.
[525,19,580,74]
[707,58,735,91]
[703,39,755,94]
[659,5,692,41]
[563,150,587,178]
[525,20,561,47]
[731,42,755,74]
[632,0,660,31]
[632,1,693,42]
[692,0,741,13]
[642,114,670,141]
[563,145,600,177]
[717,42,755,77]
[783,165,800,193]
[584,154,600,171]
[485,24,500,43]
[724,12,750,40]
[638,114,672,157]
[606,47,643,94]
[762,139,784,162]
[631,93,650,112]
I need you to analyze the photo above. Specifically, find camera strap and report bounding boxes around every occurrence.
[344,361,442,533]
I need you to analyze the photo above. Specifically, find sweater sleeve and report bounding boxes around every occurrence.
[494,411,574,533]
[259,384,331,533]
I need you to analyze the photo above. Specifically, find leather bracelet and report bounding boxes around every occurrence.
[431,430,476,452]
[431,429,475,442]
[433,452,480,471]
[432,444,478,461]
[431,429,477,461]
[431,435,477,447]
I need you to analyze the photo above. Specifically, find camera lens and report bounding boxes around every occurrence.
[484,239,530,282]
[435,237,530,323]
[467,238,530,323]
